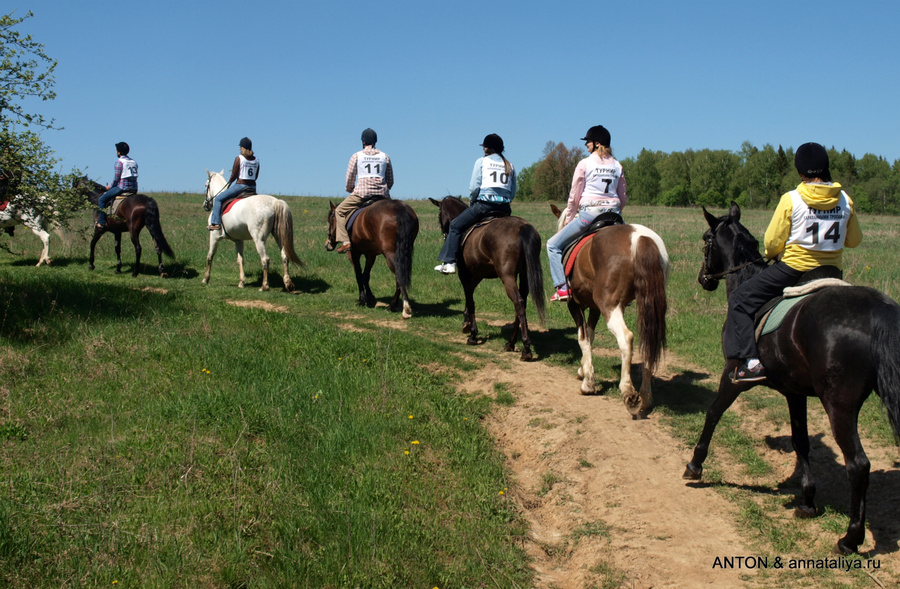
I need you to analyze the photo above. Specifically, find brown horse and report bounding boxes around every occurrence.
[75,177,174,277]
[430,196,546,361]
[550,204,669,418]
[326,198,419,318]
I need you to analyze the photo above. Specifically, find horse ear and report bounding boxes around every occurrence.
[428,197,441,208]
[729,201,741,223]
[702,206,718,229]
[549,203,562,219]
[329,201,336,211]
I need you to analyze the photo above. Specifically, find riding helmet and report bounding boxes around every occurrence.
[580,125,611,147]
[794,142,831,180]
[115,142,130,155]
[480,133,505,154]
[239,137,253,150]
[361,128,377,146]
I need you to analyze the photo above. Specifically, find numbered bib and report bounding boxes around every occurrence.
[581,158,621,199]
[786,190,851,252]
[238,155,259,181]
[481,158,513,191]
[119,156,138,179]
[357,152,387,179]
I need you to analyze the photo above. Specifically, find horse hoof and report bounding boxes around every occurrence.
[89,265,95,271]
[834,539,858,555]
[259,286,270,292]
[793,506,817,519]
[284,282,295,292]
[519,352,533,362]
[356,300,366,307]
[683,463,703,480]
[462,323,472,334]
[466,336,478,346]
[504,342,516,352]
[401,310,413,320]
[631,410,650,420]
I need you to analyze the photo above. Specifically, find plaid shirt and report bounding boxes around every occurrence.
[345,147,393,198]
[112,157,139,191]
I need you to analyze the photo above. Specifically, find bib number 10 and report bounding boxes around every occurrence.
[490,171,510,184]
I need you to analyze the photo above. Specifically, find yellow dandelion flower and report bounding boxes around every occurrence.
[404,450,410,455]
[408,414,414,419]
[411,440,420,445]
[498,490,504,495]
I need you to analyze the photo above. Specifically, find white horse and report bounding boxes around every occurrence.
[0,196,54,266]
[202,170,303,292]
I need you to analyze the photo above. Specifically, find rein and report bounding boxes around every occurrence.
[700,229,767,283]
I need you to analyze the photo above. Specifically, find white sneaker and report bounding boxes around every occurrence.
[434,262,457,274]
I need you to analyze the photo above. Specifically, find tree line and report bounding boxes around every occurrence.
[516,140,900,214]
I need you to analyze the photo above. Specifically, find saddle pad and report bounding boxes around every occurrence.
[756,278,850,338]
[222,197,244,216]
[0,200,7,212]
[109,195,129,216]
[563,234,594,277]
[345,198,383,236]
[460,216,499,248]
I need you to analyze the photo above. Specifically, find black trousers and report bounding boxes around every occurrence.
[722,261,803,359]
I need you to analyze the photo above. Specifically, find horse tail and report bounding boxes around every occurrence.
[633,232,668,374]
[393,204,418,290]
[872,298,900,440]
[144,198,175,258]
[274,201,304,268]
[522,223,547,327]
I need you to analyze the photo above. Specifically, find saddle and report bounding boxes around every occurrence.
[220,186,257,216]
[755,266,850,339]
[346,197,384,236]
[459,211,511,248]
[106,190,136,217]
[561,212,625,278]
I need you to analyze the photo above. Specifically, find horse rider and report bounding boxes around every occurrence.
[726,142,862,382]
[546,125,627,301]
[435,133,516,274]
[333,128,393,253]
[209,137,259,231]
[97,142,138,229]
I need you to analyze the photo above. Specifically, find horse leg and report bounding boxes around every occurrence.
[606,304,641,416]
[576,307,600,394]
[154,238,166,277]
[785,394,817,518]
[234,241,247,288]
[252,237,270,291]
[384,251,413,318]
[500,274,532,361]
[278,243,295,292]
[202,233,222,285]
[26,224,51,267]
[88,229,102,271]
[683,362,746,479]
[361,255,376,307]
[114,232,123,274]
[130,229,142,277]
[461,274,482,344]
[825,400,870,554]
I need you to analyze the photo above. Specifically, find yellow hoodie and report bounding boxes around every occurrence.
[763,182,862,271]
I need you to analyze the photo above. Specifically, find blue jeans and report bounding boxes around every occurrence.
[437,200,510,263]
[546,209,605,288]
[210,183,251,225]
[97,186,125,226]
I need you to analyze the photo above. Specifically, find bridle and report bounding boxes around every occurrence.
[202,174,230,212]
[700,221,766,284]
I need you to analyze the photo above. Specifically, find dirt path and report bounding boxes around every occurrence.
[468,356,759,588]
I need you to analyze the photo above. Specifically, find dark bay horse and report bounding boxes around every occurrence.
[326,198,418,318]
[74,177,174,277]
[430,196,546,361]
[685,201,900,554]
[550,204,669,418]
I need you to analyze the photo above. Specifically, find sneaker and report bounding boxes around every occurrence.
[732,361,766,383]
[336,242,352,253]
[434,262,457,274]
[550,287,570,302]
[207,224,221,231]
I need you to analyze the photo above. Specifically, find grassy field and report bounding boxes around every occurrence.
[1,194,899,587]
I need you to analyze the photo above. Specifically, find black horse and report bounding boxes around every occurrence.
[684,201,900,554]
[74,177,174,277]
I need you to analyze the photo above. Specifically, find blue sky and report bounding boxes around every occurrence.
[13,0,900,199]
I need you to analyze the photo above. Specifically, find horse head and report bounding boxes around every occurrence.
[699,201,763,295]
[428,196,465,237]
[203,169,226,211]
[72,175,104,205]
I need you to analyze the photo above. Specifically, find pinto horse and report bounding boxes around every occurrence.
[326,198,419,318]
[0,195,54,266]
[550,204,669,418]
[430,196,546,361]
[684,201,900,554]
[203,171,303,292]
[75,177,174,277]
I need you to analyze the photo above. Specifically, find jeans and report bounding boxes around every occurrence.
[437,200,510,263]
[97,186,125,226]
[210,183,251,225]
[722,261,803,359]
[546,209,604,288]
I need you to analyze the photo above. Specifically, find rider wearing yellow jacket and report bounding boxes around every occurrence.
[727,142,863,383]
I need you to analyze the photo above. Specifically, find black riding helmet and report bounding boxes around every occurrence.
[480,133,504,154]
[361,128,377,146]
[115,142,130,155]
[580,125,610,147]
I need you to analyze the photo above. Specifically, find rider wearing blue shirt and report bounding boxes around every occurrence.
[435,134,516,274]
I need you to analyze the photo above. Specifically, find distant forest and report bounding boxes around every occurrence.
[515,141,900,214]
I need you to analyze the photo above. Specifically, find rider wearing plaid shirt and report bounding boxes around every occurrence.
[333,128,393,252]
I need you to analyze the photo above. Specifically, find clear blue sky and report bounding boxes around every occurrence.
[13,0,900,199]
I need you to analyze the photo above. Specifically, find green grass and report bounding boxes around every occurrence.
[2,195,899,587]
